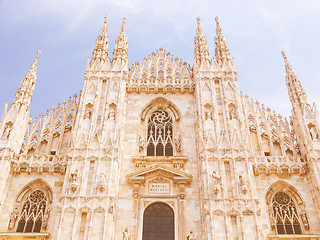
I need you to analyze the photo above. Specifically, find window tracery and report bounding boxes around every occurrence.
[272,192,302,235]
[147,109,173,156]
[16,190,47,233]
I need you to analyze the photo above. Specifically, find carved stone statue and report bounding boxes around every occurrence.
[174,135,181,153]
[205,108,212,121]
[301,211,310,230]
[212,171,221,184]
[97,173,106,192]
[187,230,196,240]
[8,207,19,229]
[229,107,237,120]
[42,207,52,229]
[122,227,131,240]
[108,108,116,120]
[70,169,79,192]
[138,135,145,152]
[2,125,12,139]
[239,171,248,194]
[84,108,92,119]
[309,126,318,140]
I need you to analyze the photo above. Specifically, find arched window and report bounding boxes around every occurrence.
[16,190,47,233]
[272,192,302,234]
[147,109,173,156]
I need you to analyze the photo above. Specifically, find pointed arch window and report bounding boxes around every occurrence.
[16,190,47,233]
[272,192,302,234]
[147,109,173,156]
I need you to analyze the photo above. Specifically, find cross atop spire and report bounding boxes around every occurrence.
[282,50,308,109]
[214,16,231,67]
[112,17,128,68]
[90,14,110,71]
[194,16,210,67]
[13,50,41,107]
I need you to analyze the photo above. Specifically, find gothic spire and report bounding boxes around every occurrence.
[90,15,110,70]
[112,17,128,67]
[194,17,210,66]
[13,50,41,107]
[282,50,308,109]
[214,16,231,67]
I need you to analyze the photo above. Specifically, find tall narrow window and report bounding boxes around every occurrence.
[16,190,47,233]
[147,109,173,156]
[272,192,302,234]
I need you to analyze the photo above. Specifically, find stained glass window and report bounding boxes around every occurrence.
[16,190,47,233]
[147,109,173,156]
[272,192,302,234]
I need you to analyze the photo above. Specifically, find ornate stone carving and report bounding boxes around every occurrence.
[138,135,145,152]
[238,171,248,194]
[42,207,52,229]
[8,207,19,229]
[122,227,132,240]
[2,125,12,139]
[301,211,310,230]
[186,230,196,240]
[70,169,79,192]
[97,173,107,192]
[174,135,181,153]
[212,170,221,195]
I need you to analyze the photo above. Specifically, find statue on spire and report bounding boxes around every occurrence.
[194,16,210,67]
[112,17,128,68]
[13,50,41,107]
[89,14,110,71]
[282,50,308,109]
[214,16,232,67]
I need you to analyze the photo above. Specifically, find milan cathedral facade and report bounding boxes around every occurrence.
[0,16,320,240]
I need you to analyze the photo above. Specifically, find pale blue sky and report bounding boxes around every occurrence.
[0,0,320,118]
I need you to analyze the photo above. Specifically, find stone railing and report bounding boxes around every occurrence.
[11,154,68,174]
[252,156,307,175]
[126,78,194,94]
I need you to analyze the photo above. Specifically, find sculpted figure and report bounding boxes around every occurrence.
[229,107,237,120]
[122,227,131,240]
[84,108,92,120]
[309,126,318,140]
[212,171,221,184]
[174,135,181,153]
[187,230,196,240]
[205,108,212,120]
[8,207,19,229]
[138,135,145,152]
[2,125,11,139]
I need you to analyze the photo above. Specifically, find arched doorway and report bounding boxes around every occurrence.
[142,202,174,240]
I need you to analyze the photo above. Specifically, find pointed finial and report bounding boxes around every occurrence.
[281,50,286,60]
[100,14,108,36]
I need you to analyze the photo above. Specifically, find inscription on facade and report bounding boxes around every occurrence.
[149,183,170,194]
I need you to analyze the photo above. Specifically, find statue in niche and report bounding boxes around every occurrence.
[122,227,132,240]
[212,171,221,184]
[42,207,52,229]
[105,108,116,139]
[187,230,196,240]
[138,135,145,152]
[8,207,19,229]
[2,125,12,139]
[309,126,318,140]
[84,108,92,120]
[229,107,237,120]
[238,171,248,194]
[174,135,181,153]
[70,169,79,192]
[212,171,221,195]
[301,211,310,230]
[205,108,213,121]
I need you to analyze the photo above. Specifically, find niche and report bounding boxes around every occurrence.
[84,103,93,120]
